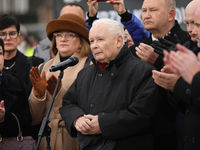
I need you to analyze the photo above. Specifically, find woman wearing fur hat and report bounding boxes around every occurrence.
[28,13,92,150]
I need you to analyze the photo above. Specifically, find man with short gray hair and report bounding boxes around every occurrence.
[60,18,158,150]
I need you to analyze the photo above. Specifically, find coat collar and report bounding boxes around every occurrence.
[92,44,131,72]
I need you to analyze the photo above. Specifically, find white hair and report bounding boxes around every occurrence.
[92,18,125,45]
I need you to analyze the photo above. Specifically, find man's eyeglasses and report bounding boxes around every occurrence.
[0,31,18,40]
[53,33,78,41]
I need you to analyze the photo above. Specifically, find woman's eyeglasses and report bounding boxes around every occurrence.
[0,31,18,40]
[53,33,78,41]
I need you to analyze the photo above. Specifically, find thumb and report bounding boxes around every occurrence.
[84,114,94,120]
[0,100,4,108]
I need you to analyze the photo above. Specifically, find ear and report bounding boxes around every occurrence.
[168,9,175,22]
[116,35,123,48]
[17,33,21,43]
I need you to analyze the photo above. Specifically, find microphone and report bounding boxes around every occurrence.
[49,57,79,72]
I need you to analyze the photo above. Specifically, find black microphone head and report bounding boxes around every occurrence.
[70,57,79,66]
[49,57,79,72]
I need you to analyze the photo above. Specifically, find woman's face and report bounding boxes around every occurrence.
[0,46,4,71]
[55,31,81,57]
[0,25,20,53]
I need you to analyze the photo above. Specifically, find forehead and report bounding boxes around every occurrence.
[89,24,108,37]
[194,9,200,22]
[142,0,165,8]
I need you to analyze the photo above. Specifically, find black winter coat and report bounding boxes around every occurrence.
[169,42,200,150]
[128,20,188,150]
[60,45,158,150]
[0,72,31,137]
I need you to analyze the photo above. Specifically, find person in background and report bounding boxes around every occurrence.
[34,2,86,62]
[86,0,149,44]
[60,18,158,150]
[124,27,134,47]
[29,13,92,150]
[153,6,200,150]
[0,14,43,95]
[0,37,32,139]
[152,1,200,149]
[18,24,29,55]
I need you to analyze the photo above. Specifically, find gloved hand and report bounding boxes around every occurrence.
[151,34,179,57]
[46,75,62,96]
[29,66,47,99]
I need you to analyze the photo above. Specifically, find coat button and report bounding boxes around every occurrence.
[90,103,95,109]
[98,73,102,77]
[192,137,195,143]
[186,89,191,94]
[111,73,114,76]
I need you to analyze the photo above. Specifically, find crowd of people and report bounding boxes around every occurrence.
[0,0,200,150]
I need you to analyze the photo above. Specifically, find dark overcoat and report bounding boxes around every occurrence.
[60,45,158,150]
[0,72,31,137]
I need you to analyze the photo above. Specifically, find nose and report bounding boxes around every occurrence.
[90,41,97,50]
[188,24,194,33]
[192,25,198,35]
[142,10,150,19]
[4,33,11,40]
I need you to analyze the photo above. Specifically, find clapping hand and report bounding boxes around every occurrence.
[29,67,47,99]
[46,75,62,96]
[151,34,179,57]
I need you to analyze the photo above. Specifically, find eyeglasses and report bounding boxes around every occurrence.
[0,31,18,40]
[53,33,78,41]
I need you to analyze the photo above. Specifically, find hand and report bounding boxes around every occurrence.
[152,69,180,92]
[107,0,126,15]
[84,114,101,135]
[75,116,93,135]
[168,44,200,84]
[29,67,47,98]
[151,34,179,56]
[87,0,98,17]
[0,100,5,122]
[136,43,159,65]
[46,75,62,96]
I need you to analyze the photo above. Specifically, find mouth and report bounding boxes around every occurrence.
[60,44,68,47]
[5,43,12,46]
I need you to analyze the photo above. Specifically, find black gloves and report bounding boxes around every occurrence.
[151,34,179,57]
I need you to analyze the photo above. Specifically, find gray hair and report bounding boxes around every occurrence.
[165,0,176,10]
[92,18,125,45]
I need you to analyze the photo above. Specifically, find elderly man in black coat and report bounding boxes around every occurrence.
[60,18,158,150]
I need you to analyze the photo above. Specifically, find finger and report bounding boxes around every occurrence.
[41,71,46,82]
[158,38,173,47]
[0,100,4,108]
[84,114,94,120]
[29,74,36,85]
[78,121,92,132]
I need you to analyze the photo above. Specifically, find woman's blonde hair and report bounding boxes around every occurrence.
[50,35,91,57]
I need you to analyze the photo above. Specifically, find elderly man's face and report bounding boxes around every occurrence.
[142,0,170,33]
[194,8,200,47]
[89,24,121,65]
